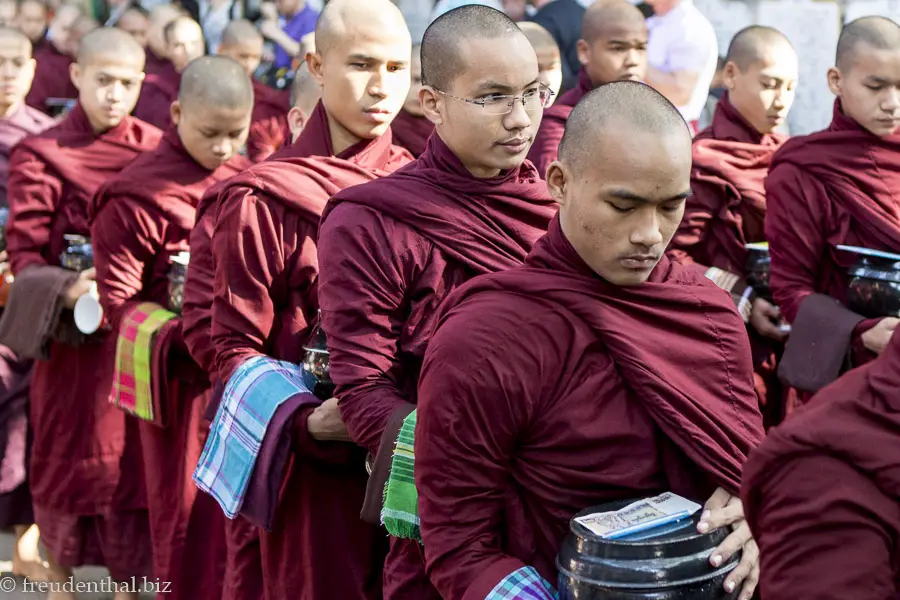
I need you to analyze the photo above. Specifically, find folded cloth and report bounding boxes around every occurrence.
[487,566,558,600]
[779,293,865,393]
[361,402,415,524]
[193,355,311,518]
[0,265,80,359]
[240,390,321,531]
[0,345,32,495]
[110,302,177,425]
[382,408,420,541]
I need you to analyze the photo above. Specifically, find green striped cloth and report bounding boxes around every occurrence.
[382,409,421,542]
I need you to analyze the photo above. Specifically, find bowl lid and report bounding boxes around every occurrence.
[837,245,900,262]
[169,251,191,266]
[744,242,769,251]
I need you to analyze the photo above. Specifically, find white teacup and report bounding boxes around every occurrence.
[74,282,103,334]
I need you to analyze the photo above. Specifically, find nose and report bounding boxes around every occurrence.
[368,68,387,99]
[107,80,125,103]
[624,48,639,68]
[503,95,532,131]
[883,87,900,114]
[629,209,664,249]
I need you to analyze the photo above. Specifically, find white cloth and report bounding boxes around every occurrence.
[647,0,718,123]
[430,0,504,21]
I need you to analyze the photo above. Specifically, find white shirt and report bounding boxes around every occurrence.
[647,0,718,123]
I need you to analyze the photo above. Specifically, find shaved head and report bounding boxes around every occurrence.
[314,0,408,56]
[178,55,252,110]
[518,21,557,53]
[837,16,900,72]
[290,61,320,113]
[0,0,16,27]
[422,4,523,90]
[76,25,143,67]
[0,24,30,51]
[147,3,183,57]
[0,25,35,112]
[560,81,689,171]
[725,26,794,71]
[581,0,645,43]
[117,5,149,47]
[221,18,262,47]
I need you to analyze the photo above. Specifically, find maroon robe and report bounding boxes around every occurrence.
[526,67,591,177]
[24,43,76,115]
[416,217,764,599]
[145,48,177,83]
[133,72,180,130]
[0,104,54,204]
[246,80,291,163]
[765,101,900,372]
[390,109,433,158]
[318,133,558,600]
[0,103,53,526]
[743,334,900,599]
[6,105,161,579]
[210,101,412,600]
[668,95,788,424]
[90,129,249,596]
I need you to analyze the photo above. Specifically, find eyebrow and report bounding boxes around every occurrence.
[608,188,692,203]
[474,78,542,93]
[348,53,409,65]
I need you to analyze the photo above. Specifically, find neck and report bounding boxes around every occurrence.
[325,112,363,156]
[86,113,115,135]
[284,0,305,18]
[0,100,21,119]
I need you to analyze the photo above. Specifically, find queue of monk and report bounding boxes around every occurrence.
[0,0,894,599]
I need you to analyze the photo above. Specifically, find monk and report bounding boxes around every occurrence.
[24,1,80,114]
[133,16,203,129]
[17,0,48,47]
[0,25,52,582]
[765,16,900,398]
[414,81,763,600]
[116,5,149,48]
[217,19,291,162]
[144,3,181,80]
[518,21,562,99]
[668,26,797,426]
[527,0,647,176]
[6,27,160,599]
[743,333,900,599]
[391,44,433,157]
[207,2,412,599]
[317,6,558,599]
[0,0,15,28]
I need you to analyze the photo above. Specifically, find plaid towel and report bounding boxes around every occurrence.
[193,355,310,518]
[487,567,558,600]
[382,409,420,540]
[110,302,177,425]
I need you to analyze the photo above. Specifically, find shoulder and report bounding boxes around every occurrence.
[126,117,163,148]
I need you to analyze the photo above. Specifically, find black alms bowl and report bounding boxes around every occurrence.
[847,256,900,319]
[557,500,740,600]
[745,243,772,302]
[59,234,93,272]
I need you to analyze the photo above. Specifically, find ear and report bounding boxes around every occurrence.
[545,161,568,207]
[170,100,182,126]
[25,57,36,82]
[287,106,306,142]
[306,51,324,85]
[69,62,81,91]
[827,66,842,97]
[576,38,590,67]
[419,85,442,126]
[722,60,739,91]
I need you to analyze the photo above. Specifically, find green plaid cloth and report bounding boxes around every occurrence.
[382,409,421,541]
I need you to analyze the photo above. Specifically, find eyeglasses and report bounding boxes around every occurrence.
[434,86,555,115]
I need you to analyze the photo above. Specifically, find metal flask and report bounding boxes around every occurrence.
[301,313,335,400]
[557,500,741,600]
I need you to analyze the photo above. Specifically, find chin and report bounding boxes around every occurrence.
[608,270,652,287]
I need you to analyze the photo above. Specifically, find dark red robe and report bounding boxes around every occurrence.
[765,101,900,374]
[743,334,900,599]
[318,133,558,600]
[390,109,433,158]
[526,67,591,177]
[668,95,788,425]
[90,129,249,597]
[245,80,291,163]
[6,105,161,579]
[0,103,53,526]
[210,101,412,600]
[416,217,764,599]
[24,43,76,115]
[145,48,177,83]
[133,72,180,130]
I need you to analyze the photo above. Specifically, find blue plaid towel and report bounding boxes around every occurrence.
[192,355,310,517]
[487,567,558,600]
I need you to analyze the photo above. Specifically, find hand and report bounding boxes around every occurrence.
[307,397,352,442]
[62,267,96,310]
[259,1,278,21]
[0,250,8,273]
[749,297,788,341]
[861,317,899,356]
[697,488,759,600]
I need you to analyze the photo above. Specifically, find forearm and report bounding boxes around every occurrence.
[646,66,692,106]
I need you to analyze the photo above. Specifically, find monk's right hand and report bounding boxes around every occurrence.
[861,317,899,356]
[62,267,96,310]
[749,297,788,341]
[307,397,353,442]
